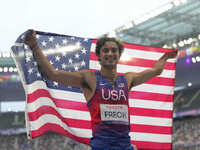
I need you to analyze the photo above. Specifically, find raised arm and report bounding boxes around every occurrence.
[24,29,90,88]
[125,50,177,89]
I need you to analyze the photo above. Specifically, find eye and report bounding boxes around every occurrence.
[102,48,109,53]
[111,48,118,53]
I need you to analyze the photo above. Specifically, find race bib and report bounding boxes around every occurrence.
[100,104,129,124]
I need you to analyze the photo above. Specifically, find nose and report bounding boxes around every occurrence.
[107,49,113,55]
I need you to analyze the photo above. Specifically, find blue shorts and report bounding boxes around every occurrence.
[91,146,134,150]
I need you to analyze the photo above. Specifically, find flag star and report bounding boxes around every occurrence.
[74,66,79,71]
[36,34,40,39]
[26,57,31,62]
[49,36,54,42]
[81,60,86,66]
[33,61,37,66]
[76,42,81,48]
[55,56,61,61]
[62,64,66,69]
[62,39,68,44]
[21,35,25,40]
[84,38,88,42]
[50,60,54,65]
[28,68,33,74]
[53,81,58,86]
[81,48,87,54]
[75,53,80,59]
[37,72,41,77]
[42,41,47,47]
[55,43,60,49]
[24,44,29,50]
[62,51,67,57]
[68,58,73,64]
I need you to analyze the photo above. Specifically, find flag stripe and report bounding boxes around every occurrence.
[131,124,172,134]
[129,99,173,110]
[89,61,175,78]
[31,123,90,144]
[131,132,171,143]
[130,108,172,118]
[129,91,173,102]
[90,52,176,70]
[132,141,171,150]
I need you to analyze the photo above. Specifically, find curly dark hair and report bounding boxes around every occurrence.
[95,36,124,57]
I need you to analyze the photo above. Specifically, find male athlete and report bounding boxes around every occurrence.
[25,29,177,150]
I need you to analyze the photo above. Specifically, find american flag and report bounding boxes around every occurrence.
[11,31,176,150]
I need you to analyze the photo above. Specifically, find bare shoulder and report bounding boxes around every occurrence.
[124,72,138,90]
[80,69,96,86]
[80,69,96,79]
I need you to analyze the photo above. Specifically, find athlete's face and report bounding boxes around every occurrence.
[99,41,120,69]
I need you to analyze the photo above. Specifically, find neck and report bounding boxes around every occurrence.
[100,67,117,82]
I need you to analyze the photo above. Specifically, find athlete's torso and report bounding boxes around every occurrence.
[87,72,131,149]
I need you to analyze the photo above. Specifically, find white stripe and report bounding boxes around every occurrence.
[30,114,92,138]
[28,98,91,120]
[129,99,173,110]
[130,132,171,143]
[14,42,24,46]
[89,60,175,78]
[91,43,176,63]
[132,84,174,95]
[131,116,172,127]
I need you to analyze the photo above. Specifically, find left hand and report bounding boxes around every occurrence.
[165,50,178,59]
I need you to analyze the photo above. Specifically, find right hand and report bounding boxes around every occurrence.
[24,29,38,49]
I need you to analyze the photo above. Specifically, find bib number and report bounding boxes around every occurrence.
[100,104,129,124]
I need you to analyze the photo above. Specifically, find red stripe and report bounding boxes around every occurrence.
[146,77,175,86]
[129,91,173,102]
[31,123,90,145]
[123,42,174,53]
[132,141,172,150]
[131,124,172,134]
[90,52,176,70]
[130,107,172,118]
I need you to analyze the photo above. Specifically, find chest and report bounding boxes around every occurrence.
[98,80,128,102]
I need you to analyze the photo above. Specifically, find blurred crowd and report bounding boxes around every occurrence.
[173,116,200,150]
[0,132,90,150]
